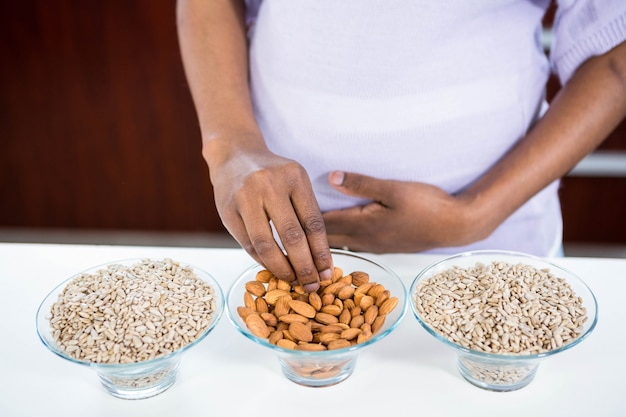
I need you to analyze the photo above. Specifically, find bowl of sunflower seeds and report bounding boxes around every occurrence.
[409,250,598,391]
[36,258,224,399]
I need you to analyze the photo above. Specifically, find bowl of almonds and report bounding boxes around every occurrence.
[36,258,224,399]
[226,249,407,387]
[410,250,598,391]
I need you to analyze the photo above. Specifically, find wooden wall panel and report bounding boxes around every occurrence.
[560,177,626,244]
[0,0,225,233]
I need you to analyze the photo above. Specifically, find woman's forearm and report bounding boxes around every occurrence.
[176,0,265,169]
[462,41,626,240]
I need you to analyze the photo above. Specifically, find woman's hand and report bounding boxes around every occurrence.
[322,171,488,253]
[177,0,333,291]
[209,142,334,292]
[324,41,626,254]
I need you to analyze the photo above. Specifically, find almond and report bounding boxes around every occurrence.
[337,274,353,286]
[292,363,322,376]
[276,279,292,291]
[332,267,344,281]
[349,314,365,329]
[343,299,356,310]
[237,306,256,321]
[339,308,351,325]
[375,290,391,307]
[245,313,271,339]
[320,324,345,334]
[327,339,351,350]
[367,284,386,299]
[310,367,342,379]
[319,332,342,344]
[294,293,309,302]
[296,343,327,351]
[267,277,278,291]
[289,300,317,318]
[357,328,373,344]
[289,321,313,343]
[354,281,375,296]
[310,321,325,332]
[261,312,278,327]
[282,329,296,342]
[321,293,335,306]
[359,295,375,310]
[279,313,310,324]
[353,292,364,307]
[320,304,342,316]
[351,271,370,287]
[255,269,274,283]
[276,339,297,350]
[244,291,256,310]
[274,295,292,317]
[372,315,386,334]
[269,329,284,345]
[323,281,347,296]
[319,279,332,289]
[255,297,269,313]
[315,312,339,325]
[364,305,378,325]
[337,285,356,300]
[292,284,306,295]
[308,292,323,311]
[265,289,291,305]
[341,327,362,341]
[245,280,266,297]
[378,296,399,316]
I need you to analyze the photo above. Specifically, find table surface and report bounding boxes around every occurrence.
[1,243,624,417]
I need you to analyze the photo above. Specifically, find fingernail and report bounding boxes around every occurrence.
[303,282,320,293]
[319,268,333,281]
[329,171,345,186]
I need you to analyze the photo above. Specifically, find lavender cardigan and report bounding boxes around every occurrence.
[243,0,625,256]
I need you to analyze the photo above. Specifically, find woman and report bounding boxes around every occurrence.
[176,0,626,292]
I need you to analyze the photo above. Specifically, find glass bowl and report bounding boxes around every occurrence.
[409,250,598,391]
[226,249,407,387]
[36,258,224,399]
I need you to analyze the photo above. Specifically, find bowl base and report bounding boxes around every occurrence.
[100,376,177,399]
[459,373,535,392]
[279,356,357,388]
[96,359,181,400]
[284,370,354,388]
[456,356,539,392]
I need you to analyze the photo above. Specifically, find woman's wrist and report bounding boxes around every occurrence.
[450,189,500,247]
[201,126,266,170]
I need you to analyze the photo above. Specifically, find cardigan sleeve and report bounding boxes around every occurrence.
[245,0,262,27]
[550,0,626,84]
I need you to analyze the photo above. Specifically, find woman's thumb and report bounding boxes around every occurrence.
[328,170,381,199]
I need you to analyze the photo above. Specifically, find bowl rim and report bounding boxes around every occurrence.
[408,249,599,360]
[226,249,408,356]
[35,257,225,368]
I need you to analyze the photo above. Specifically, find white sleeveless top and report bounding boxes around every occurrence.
[244,0,626,257]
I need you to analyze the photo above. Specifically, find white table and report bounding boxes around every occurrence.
[1,243,624,417]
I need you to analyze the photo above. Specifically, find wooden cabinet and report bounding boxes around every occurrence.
[1,1,624,245]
